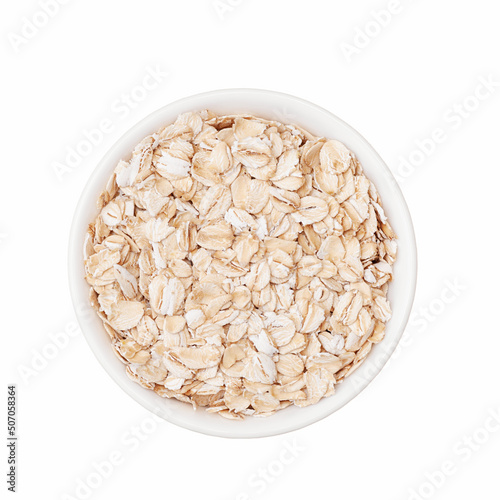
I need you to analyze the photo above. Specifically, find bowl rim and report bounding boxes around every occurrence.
[68,88,417,438]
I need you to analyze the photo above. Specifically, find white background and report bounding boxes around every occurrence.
[2,0,500,499]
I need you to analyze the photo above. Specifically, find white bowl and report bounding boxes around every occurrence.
[69,89,417,438]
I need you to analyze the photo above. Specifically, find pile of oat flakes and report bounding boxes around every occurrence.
[84,110,397,419]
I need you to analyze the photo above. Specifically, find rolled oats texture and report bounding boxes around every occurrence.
[83,110,397,419]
